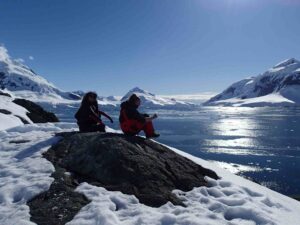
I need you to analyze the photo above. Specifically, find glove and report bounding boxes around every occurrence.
[152,114,158,119]
[144,114,150,117]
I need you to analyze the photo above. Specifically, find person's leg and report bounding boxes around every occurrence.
[142,121,155,137]
[83,124,105,133]
[95,123,106,132]
[121,120,157,137]
[121,121,141,136]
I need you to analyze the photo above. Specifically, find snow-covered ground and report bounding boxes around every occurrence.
[205,58,300,107]
[1,123,300,225]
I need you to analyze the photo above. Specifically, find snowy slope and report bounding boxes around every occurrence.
[0,123,77,225]
[0,46,80,102]
[205,58,300,107]
[1,124,300,225]
[0,94,32,130]
[121,87,194,109]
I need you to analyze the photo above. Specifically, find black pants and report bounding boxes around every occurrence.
[79,123,105,133]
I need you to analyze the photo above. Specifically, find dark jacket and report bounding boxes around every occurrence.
[75,103,102,130]
[119,101,146,123]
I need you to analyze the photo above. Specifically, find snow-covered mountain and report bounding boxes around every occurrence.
[121,87,194,109]
[0,46,81,102]
[205,58,300,107]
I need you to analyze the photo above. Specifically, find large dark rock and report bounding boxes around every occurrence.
[46,132,218,207]
[0,90,11,97]
[12,98,59,123]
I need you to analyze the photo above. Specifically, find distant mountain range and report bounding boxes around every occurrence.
[0,46,194,109]
[205,58,300,107]
[3,46,298,108]
[120,87,194,109]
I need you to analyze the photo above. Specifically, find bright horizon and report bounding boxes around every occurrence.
[1,0,300,96]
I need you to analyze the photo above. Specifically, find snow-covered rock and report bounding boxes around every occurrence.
[0,46,81,102]
[205,58,300,107]
[121,87,194,109]
[0,94,31,130]
[0,91,59,131]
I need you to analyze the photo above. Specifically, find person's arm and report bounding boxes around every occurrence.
[145,113,158,122]
[127,108,146,123]
[99,110,113,123]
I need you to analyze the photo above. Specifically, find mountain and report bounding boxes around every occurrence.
[121,87,194,109]
[0,46,81,102]
[205,58,300,107]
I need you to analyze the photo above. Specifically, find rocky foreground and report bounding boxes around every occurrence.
[28,132,218,225]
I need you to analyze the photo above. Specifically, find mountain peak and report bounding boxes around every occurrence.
[273,58,300,69]
[128,87,150,94]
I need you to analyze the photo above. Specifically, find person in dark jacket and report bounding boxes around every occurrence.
[119,94,159,138]
[75,92,113,132]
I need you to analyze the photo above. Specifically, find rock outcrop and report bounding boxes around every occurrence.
[13,98,59,123]
[0,90,11,97]
[29,132,218,224]
[55,133,218,206]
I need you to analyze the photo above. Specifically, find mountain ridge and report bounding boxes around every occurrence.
[0,46,80,101]
[205,58,300,107]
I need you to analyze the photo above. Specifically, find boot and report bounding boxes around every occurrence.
[146,132,160,139]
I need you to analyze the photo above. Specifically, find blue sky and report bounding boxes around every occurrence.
[0,0,300,95]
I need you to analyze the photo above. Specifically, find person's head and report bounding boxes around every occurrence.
[81,92,97,106]
[128,94,141,108]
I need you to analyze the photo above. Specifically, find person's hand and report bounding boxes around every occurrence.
[152,114,158,119]
[144,113,150,117]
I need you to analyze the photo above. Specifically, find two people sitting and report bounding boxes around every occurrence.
[75,92,159,138]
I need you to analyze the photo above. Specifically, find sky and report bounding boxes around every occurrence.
[0,0,300,96]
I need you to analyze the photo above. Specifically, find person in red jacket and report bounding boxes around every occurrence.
[119,94,160,138]
[75,92,113,132]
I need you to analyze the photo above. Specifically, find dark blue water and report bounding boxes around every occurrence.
[42,103,300,197]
